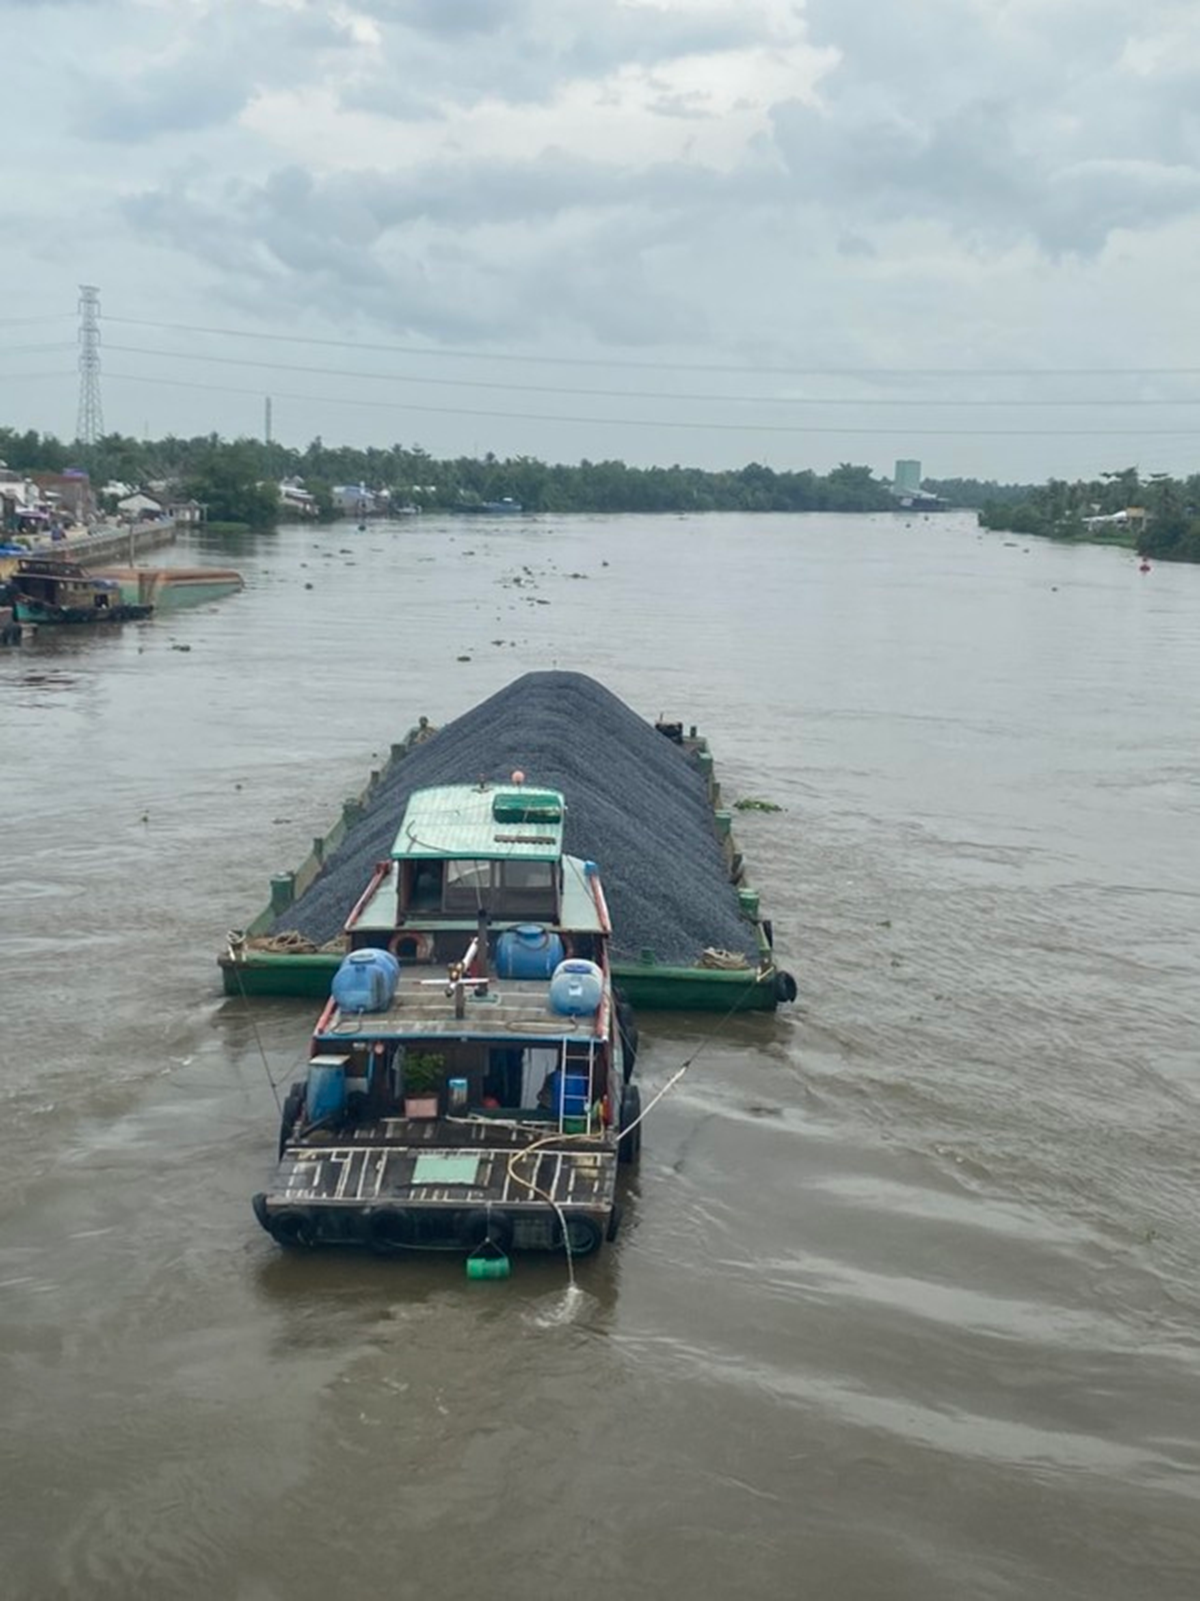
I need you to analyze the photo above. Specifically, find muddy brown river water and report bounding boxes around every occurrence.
[1,511,1198,1601]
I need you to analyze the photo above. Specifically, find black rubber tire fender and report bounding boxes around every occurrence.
[774,970,798,1005]
[616,1000,639,1082]
[618,1084,642,1164]
[270,1209,318,1249]
[556,1213,604,1257]
[278,1082,306,1157]
[368,1208,417,1253]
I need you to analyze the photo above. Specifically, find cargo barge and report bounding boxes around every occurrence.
[220,673,794,1013]
[253,781,639,1260]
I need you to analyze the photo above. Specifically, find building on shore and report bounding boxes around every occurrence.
[889,458,948,512]
[32,469,95,524]
[279,478,319,518]
[332,483,377,517]
[117,492,164,522]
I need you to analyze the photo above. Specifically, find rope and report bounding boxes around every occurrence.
[698,946,750,970]
[244,930,319,954]
[226,949,284,1113]
[503,962,774,1244]
[617,963,774,1145]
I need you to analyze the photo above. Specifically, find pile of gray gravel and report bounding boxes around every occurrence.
[273,670,757,966]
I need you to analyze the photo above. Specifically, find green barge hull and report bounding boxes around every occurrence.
[220,945,784,1011]
[218,726,791,1014]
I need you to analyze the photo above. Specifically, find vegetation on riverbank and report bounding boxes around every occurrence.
[8,422,1200,561]
[2,427,903,516]
[977,468,1200,561]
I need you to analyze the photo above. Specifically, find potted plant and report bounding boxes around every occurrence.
[403,1050,444,1119]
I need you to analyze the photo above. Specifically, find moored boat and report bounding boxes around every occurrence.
[89,566,244,610]
[10,557,153,624]
[252,781,638,1261]
[452,498,524,515]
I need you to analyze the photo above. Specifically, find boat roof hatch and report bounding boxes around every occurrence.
[392,784,565,862]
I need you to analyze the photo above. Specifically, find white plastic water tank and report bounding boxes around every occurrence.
[548,958,604,1016]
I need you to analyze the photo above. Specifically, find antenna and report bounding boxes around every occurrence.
[76,285,104,443]
[264,395,272,445]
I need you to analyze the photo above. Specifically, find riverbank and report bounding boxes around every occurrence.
[0,518,178,573]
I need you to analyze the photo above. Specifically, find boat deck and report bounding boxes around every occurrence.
[274,1135,613,1210]
[266,1113,616,1215]
[319,975,608,1042]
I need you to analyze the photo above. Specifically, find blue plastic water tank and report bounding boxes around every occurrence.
[306,1057,347,1122]
[549,1070,591,1117]
[495,924,564,979]
[332,948,400,1012]
[549,958,604,1016]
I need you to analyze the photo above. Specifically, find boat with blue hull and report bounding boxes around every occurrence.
[252,782,639,1264]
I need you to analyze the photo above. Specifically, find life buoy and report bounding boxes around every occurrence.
[555,1212,604,1258]
[270,1209,318,1249]
[461,1209,515,1252]
[368,1207,416,1252]
[389,930,434,962]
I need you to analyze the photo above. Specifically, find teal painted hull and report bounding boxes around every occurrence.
[13,599,150,625]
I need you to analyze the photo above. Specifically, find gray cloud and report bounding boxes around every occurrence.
[74,4,355,142]
[6,0,1200,478]
[343,0,768,112]
[767,0,1200,255]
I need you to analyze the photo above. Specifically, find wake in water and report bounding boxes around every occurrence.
[525,1284,591,1328]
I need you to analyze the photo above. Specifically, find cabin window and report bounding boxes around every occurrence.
[441,858,557,916]
[443,859,493,911]
[407,861,443,911]
[497,860,556,915]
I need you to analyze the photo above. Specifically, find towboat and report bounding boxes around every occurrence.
[9,558,153,624]
[252,781,639,1260]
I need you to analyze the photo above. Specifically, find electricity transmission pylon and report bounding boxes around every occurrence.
[76,285,104,443]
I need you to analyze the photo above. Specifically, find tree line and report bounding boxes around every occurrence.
[976,468,1200,562]
[0,427,910,522]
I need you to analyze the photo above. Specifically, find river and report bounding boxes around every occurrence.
[1,511,1198,1601]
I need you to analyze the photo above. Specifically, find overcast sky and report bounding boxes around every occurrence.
[3,0,1199,482]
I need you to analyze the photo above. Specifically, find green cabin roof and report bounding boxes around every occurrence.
[391,784,565,862]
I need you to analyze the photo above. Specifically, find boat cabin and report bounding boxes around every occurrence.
[393,783,565,922]
[345,783,609,968]
[12,558,151,623]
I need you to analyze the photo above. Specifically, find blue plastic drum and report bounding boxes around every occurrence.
[495,924,564,979]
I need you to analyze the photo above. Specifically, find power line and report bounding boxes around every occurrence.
[101,314,1200,380]
[101,369,1200,437]
[0,314,73,328]
[0,343,78,357]
[101,343,1200,406]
